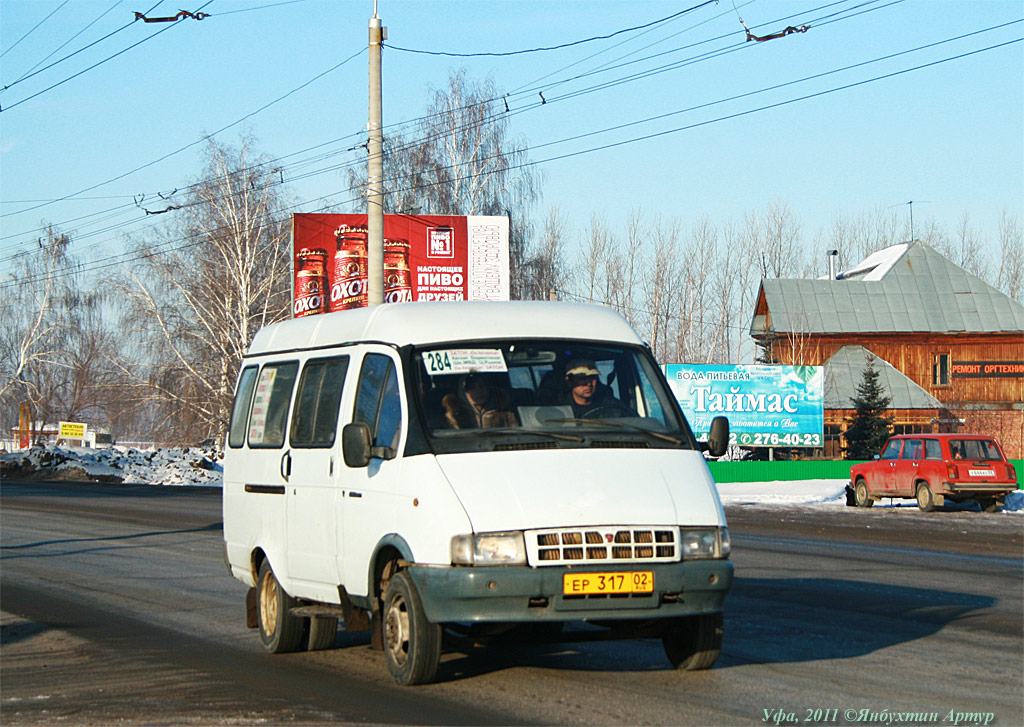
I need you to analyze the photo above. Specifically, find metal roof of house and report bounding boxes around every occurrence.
[752,241,1024,336]
[823,345,945,410]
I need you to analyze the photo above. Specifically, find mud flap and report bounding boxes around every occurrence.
[245,587,258,629]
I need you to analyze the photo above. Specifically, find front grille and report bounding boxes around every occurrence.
[527,526,678,566]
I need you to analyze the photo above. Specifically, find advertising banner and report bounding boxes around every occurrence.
[663,364,824,447]
[291,213,509,317]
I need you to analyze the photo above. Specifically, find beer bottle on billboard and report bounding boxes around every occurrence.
[330,225,369,311]
[294,248,328,317]
[384,238,413,303]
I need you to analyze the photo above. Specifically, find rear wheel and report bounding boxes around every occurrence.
[662,613,723,671]
[916,482,936,512]
[383,570,442,685]
[854,479,873,508]
[306,616,338,650]
[257,560,304,653]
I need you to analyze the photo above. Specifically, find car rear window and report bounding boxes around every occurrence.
[949,439,1002,461]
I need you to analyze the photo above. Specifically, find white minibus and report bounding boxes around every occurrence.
[223,301,731,685]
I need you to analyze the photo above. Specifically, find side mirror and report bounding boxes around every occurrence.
[703,416,730,458]
[873,454,880,460]
[342,423,373,468]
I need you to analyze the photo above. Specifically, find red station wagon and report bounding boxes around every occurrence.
[848,434,1018,512]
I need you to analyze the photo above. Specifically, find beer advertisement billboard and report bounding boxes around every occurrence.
[291,213,509,317]
[662,364,824,448]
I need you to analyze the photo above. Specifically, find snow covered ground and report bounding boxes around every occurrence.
[2,444,1021,512]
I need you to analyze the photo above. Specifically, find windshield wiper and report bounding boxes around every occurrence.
[433,427,584,443]
[546,419,684,446]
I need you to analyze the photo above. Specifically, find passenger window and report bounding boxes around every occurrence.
[291,356,349,448]
[228,366,259,448]
[901,439,923,460]
[354,353,402,452]
[248,362,298,448]
[880,440,902,460]
[923,439,942,460]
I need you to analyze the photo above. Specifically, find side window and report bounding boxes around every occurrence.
[932,352,950,386]
[354,353,402,452]
[228,366,259,448]
[880,439,902,460]
[248,362,298,448]
[291,356,349,448]
[901,439,923,460]
[923,439,942,460]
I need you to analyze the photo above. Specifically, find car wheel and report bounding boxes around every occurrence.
[916,482,936,512]
[257,560,304,653]
[854,479,873,508]
[383,570,442,685]
[306,616,338,651]
[662,613,723,671]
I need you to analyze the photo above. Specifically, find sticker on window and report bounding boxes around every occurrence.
[422,349,508,375]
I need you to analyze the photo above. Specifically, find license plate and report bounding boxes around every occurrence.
[969,469,995,477]
[563,571,653,595]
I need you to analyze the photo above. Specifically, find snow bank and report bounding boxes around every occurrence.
[0,444,222,487]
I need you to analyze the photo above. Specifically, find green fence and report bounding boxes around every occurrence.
[708,460,1024,489]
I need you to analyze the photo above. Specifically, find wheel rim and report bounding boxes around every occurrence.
[260,570,279,635]
[856,482,867,506]
[385,592,411,668]
[918,485,931,508]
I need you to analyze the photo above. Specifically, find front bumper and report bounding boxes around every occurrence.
[406,560,732,623]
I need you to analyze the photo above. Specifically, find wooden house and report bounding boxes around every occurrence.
[750,241,1024,458]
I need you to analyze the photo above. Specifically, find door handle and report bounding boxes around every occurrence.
[280,450,292,481]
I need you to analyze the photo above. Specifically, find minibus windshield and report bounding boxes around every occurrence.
[412,340,697,452]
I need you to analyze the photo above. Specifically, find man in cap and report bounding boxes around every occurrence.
[562,358,634,419]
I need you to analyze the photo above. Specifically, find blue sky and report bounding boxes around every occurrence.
[1,0,1021,270]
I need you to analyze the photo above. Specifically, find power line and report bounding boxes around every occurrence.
[385,0,719,57]
[0,1,70,60]
[3,32,1017,294]
[0,1,213,113]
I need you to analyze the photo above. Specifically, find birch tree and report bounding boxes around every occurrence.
[114,137,291,443]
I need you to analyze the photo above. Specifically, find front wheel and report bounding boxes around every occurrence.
[383,570,442,685]
[854,479,873,508]
[662,613,723,671]
[257,560,304,653]
[916,482,936,512]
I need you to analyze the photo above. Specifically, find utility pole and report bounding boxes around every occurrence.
[367,3,386,305]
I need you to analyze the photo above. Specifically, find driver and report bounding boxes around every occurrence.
[561,358,634,418]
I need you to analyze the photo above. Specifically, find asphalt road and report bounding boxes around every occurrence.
[2,480,1021,726]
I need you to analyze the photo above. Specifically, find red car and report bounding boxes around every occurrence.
[848,434,1018,512]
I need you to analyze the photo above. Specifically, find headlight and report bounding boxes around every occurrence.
[680,527,729,559]
[451,532,526,565]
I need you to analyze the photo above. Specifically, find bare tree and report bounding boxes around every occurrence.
[997,209,1023,303]
[0,226,117,438]
[642,217,682,361]
[520,207,570,301]
[350,68,540,299]
[577,214,612,303]
[114,137,291,444]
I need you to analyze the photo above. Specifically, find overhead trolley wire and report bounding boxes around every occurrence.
[0,1,211,113]
[385,0,719,57]
[0,1,71,60]
[4,29,1018,295]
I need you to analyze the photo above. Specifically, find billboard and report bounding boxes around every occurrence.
[663,364,824,447]
[291,213,509,317]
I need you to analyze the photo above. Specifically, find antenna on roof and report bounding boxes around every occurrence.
[890,200,931,242]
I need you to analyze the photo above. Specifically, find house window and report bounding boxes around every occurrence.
[931,352,950,386]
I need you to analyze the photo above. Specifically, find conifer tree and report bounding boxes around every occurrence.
[844,356,894,460]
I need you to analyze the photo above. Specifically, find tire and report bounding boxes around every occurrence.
[854,479,873,508]
[382,570,442,686]
[257,560,304,653]
[916,482,936,512]
[306,616,338,651]
[662,612,723,671]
